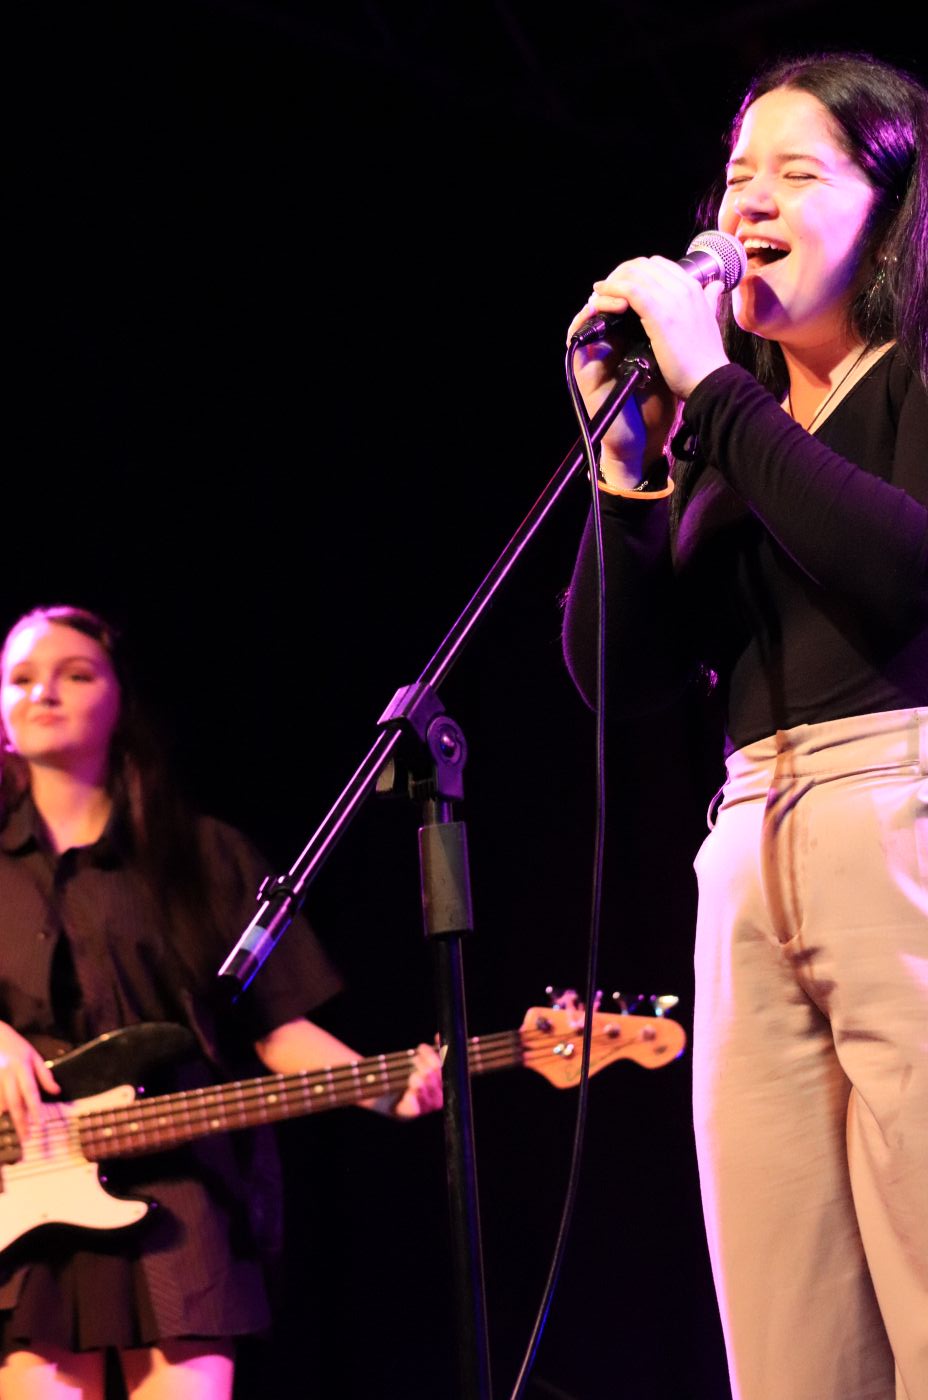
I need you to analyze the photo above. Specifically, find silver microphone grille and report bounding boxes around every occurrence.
[686,229,747,292]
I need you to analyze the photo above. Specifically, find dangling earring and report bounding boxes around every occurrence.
[867,262,886,304]
[862,257,889,337]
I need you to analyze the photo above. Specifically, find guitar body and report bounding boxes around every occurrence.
[0,1025,198,1253]
[0,1085,149,1253]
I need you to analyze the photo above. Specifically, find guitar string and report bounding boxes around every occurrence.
[4,1026,666,1154]
[0,1031,505,1152]
[71,1029,657,1142]
[11,1034,518,1152]
[4,1045,661,1182]
[25,1015,658,1122]
[3,1030,663,1170]
[3,1045,653,1182]
[5,1028,620,1147]
[2,1026,672,1178]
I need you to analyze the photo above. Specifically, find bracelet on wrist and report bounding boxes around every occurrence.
[597,455,673,500]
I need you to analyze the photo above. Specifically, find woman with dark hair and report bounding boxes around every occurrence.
[563,51,927,1400]
[0,604,441,1399]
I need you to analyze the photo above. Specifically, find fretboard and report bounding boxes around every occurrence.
[77,1030,524,1160]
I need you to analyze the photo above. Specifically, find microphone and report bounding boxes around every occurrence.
[570,229,747,346]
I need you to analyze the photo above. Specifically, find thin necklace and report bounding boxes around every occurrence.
[787,345,870,433]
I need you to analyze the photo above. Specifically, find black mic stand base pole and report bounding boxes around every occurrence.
[420,798,492,1400]
[379,687,491,1398]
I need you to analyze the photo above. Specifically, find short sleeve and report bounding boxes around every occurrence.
[197,817,345,1043]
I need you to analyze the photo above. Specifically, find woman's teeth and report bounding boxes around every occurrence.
[742,239,789,264]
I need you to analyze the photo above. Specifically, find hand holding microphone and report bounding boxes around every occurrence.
[566,230,746,488]
[568,229,746,397]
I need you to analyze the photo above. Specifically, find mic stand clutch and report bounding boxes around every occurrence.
[217,339,656,1400]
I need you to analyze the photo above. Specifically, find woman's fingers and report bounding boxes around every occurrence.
[0,1064,37,1144]
[0,1027,60,1143]
[584,255,729,395]
[412,1043,444,1114]
[34,1053,61,1099]
[390,1043,444,1119]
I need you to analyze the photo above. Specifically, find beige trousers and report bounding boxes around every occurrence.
[692,708,928,1400]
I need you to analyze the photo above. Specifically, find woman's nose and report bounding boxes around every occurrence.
[733,178,778,218]
[31,681,59,705]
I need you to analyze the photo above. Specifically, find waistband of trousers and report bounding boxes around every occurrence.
[726,707,928,784]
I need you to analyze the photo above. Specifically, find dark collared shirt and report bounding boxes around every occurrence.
[0,796,344,1343]
[0,795,343,1057]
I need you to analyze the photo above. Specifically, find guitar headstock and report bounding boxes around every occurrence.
[519,989,685,1087]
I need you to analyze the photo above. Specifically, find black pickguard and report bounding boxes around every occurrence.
[34,1023,199,1100]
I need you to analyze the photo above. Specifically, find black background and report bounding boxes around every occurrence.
[10,6,926,1397]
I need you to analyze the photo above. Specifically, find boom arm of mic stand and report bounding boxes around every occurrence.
[217,340,654,994]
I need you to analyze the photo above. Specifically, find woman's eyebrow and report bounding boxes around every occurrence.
[10,654,104,672]
[726,151,828,170]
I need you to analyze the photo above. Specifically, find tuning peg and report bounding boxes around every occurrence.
[611,992,645,1013]
[650,994,679,1017]
[546,986,585,1012]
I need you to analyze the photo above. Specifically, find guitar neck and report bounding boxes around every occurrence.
[77,1029,525,1161]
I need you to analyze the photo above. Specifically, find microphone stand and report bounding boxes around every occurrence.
[219,341,655,1400]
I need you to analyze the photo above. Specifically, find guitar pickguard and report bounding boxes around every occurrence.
[39,1022,198,1101]
[0,1085,150,1252]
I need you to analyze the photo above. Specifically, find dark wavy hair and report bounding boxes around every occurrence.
[670,52,928,534]
[701,51,928,396]
[0,605,228,976]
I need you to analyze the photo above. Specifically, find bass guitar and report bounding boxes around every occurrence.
[0,996,685,1255]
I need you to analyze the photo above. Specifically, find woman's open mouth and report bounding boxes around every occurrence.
[742,238,790,268]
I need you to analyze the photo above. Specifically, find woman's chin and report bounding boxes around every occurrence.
[732,284,788,342]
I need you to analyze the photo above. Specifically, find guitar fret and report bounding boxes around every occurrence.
[181,1088,194,1147]
[232,1080,246,1134]
[298,1070,312,1113]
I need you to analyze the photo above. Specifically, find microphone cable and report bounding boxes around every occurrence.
[506,229,743,1398]
[506,334,611,1400]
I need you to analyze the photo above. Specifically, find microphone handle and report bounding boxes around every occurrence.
[570,247,727,347]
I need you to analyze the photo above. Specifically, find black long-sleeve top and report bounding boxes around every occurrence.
[563,347,928,752]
